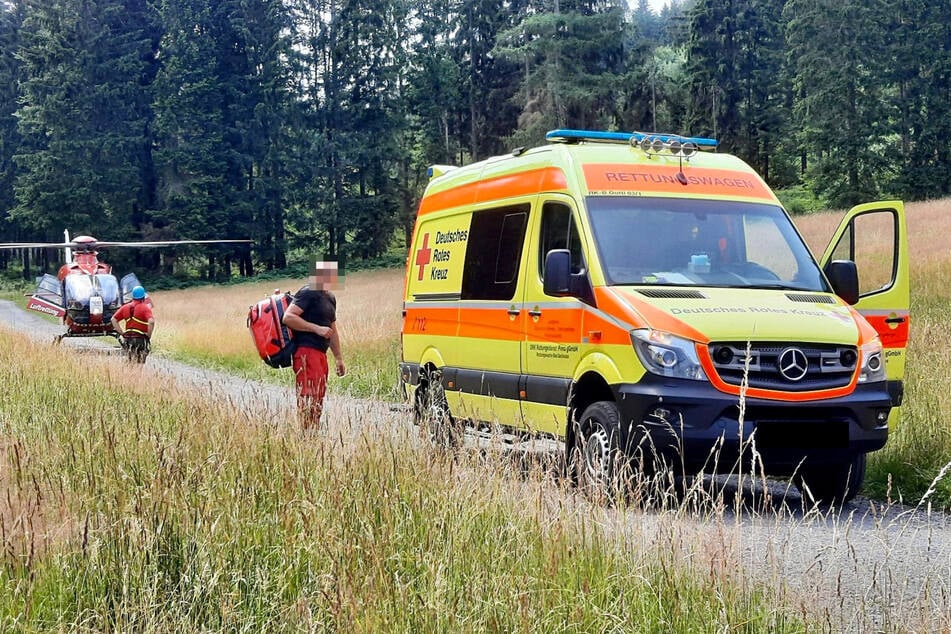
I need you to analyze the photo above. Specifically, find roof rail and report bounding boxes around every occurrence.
[546,129,718,149]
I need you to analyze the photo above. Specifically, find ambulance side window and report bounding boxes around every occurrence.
[461,204,530,300]
[539,202,584,278]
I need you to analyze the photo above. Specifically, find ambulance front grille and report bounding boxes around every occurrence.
[708,342,857,392]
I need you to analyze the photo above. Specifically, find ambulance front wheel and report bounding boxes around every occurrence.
[570,401,630,498]
[793,452,866,506]
[414,368,459,449]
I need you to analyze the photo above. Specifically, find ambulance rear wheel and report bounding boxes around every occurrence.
[793,453,866,506]
[415,369,459,449]
[570,401,630,498]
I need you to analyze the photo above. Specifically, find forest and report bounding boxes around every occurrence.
[0,0,948,279]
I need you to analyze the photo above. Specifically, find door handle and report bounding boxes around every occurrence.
[884,316,906,325]
[507,308,521,317]
[528,308,542,318]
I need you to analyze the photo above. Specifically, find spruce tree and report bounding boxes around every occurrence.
[494,0,629,146]
[151,0,230,249]
[284,0,405,260]
[784,0,893,207]
[0,0,23,241]
[891,0,951,199]
[14,0,159,238]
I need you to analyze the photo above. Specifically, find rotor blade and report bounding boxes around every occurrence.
[0,242,72,250]
[91,239,253,248]
[0,239,253,250]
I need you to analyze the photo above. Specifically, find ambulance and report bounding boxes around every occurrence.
[399,129,908,504]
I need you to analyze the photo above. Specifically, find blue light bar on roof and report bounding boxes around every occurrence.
[427,164,458,179]
[545,128,718,148]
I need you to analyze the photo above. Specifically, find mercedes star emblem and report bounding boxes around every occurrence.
[778,347,809,382]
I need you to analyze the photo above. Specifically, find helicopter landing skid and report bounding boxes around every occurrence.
[54,331,122,345]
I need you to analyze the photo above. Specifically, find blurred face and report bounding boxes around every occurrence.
[309,261,339,290]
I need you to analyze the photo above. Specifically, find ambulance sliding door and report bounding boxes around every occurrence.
[450,202,532,427]
[520,197,587,436]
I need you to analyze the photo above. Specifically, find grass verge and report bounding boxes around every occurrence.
[0,328,800,631]
[150,270,405,402]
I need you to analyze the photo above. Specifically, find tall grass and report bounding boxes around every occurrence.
[0,330,798,631]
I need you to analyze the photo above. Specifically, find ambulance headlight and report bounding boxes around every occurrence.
[858,339,886,383]
[631,329,707,381]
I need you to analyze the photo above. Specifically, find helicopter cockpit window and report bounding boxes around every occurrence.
[96,275,120,305]
[63,274,120,306]
[64,275,93,304]
[120,273,144,303]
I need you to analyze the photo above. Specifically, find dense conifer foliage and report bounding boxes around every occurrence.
[0,0,946,277]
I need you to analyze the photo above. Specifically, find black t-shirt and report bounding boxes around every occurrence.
[289,286,337,352]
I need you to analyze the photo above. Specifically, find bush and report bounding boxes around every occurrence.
[775,185,827,215]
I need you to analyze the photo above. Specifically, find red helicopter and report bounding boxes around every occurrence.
[1,231,250,343]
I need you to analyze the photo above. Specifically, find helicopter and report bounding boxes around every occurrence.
[0,231,251,343]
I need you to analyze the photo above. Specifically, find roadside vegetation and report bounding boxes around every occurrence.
[153,268,405,401]
[0,328,797,631]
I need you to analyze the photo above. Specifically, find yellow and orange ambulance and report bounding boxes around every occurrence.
[399,129,908,504]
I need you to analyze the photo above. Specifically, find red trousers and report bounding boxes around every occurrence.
[292,346,328,429]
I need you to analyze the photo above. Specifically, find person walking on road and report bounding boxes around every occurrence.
[282,260,346,430]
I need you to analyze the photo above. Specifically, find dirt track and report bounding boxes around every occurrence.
[1,298,949,630]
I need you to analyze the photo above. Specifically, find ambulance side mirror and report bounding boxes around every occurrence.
[824,260,859,305]
[543,249,572,296]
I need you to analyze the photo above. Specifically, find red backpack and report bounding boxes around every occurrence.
[248,290,296,368]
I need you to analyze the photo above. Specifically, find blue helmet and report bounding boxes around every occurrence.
[131,285,146,300]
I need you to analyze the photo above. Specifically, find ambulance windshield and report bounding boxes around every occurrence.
[586,197,829,291]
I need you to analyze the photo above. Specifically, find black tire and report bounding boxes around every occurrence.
[793,453,867,506]
[414,369,459,448]
[568,401,630,497]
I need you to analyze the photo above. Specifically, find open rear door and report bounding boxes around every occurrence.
[119,273,143,304]
[26,273,66,318]
[820,201,909,420]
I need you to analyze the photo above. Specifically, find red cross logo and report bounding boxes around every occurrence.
[415,233,432,281]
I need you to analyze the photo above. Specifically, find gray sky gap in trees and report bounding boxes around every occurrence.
[630,0,673,14]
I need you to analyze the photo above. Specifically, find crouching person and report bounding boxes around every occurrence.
[110,285,154,363]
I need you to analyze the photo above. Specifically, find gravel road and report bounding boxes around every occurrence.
[1,298,949,631]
